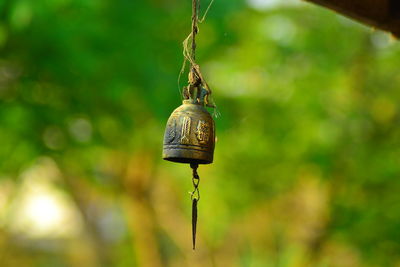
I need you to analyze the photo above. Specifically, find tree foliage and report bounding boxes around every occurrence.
[1,0,400,266]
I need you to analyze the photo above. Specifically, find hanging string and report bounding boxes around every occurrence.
[190,163,200,250]
[178,0,216,109]
[191,0,198,62]
[199,0,214,23]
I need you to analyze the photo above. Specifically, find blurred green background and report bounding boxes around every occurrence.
[1,0,400,266]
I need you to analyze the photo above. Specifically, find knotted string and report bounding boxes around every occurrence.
[178,0,216,109]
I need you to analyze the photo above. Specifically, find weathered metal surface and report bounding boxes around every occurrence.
[163,100,215,164]
[305,0,400,37]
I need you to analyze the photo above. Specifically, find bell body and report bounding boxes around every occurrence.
[163,100,215,164]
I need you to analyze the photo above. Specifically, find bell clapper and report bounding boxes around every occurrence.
[190,163,200,250]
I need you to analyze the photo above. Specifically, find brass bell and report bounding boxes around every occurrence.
[163,88,215,164]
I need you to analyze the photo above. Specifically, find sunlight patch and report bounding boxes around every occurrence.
[247,0,304,10]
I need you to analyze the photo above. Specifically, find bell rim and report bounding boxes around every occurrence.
[162,147,214,165]
[163,156,213,165]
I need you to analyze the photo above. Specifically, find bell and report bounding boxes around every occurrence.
[163,97,215,165]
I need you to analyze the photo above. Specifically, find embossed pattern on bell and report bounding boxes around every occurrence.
[163,101,215,164]
[180,116,191,144]
[166,119,176,143]
[196,120,209,144]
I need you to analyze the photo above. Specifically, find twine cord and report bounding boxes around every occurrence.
[178,0,216,108]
